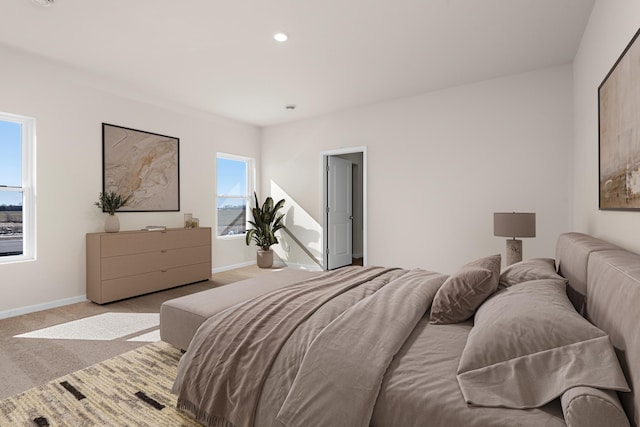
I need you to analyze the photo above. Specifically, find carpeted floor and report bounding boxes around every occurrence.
[0,265,274,401]
[0,341,200,426]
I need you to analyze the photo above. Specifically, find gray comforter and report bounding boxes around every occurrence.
[173,266,568,427]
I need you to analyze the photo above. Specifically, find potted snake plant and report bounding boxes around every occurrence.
[245,192,285,268]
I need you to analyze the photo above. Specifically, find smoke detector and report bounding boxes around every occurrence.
[32,0,54,7]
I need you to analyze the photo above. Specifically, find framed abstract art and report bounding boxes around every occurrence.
[599,27,640,210]
[102,123,180,212]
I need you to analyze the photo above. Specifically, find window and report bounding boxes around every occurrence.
[0,113,35,261]
[216,153,254,237]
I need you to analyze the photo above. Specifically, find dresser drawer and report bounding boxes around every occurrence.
[99,262,211,303]
[100,228,211,257]
[164,228,211,250]
[101,245,211,280]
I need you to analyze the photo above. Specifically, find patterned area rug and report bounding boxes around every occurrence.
[0,341,200,426]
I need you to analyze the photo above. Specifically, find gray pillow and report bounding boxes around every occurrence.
[430,254,500,324]
[457,279,629,409]
[498,257,566,289]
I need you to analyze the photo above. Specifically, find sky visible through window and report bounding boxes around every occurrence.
[217,157,247,207]
[0,120,22,206]
[217,156,249,236]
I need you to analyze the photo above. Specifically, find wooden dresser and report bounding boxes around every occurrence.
[86,227,211,304]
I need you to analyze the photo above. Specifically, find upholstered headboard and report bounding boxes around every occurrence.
[555,232,620,313]
[556,233,640,427]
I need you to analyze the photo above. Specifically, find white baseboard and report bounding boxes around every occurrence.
[212,261,256,273]
[282,262,324,271]
[212,261,323,273]
[0,295,87,320]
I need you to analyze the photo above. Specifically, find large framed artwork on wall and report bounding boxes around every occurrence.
[599,27,640,210]
[102,123,180,212]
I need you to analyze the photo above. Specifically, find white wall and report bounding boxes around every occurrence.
[572,0,640,252]
[262,66,573,274]
[0,45,260,317]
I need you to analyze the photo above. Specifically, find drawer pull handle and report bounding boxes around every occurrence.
[161,270,168,273]
[161,250,167,253]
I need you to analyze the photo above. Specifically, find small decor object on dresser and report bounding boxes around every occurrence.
[142,225,167,232]
[95,191,131,233]
[245,192,285,268]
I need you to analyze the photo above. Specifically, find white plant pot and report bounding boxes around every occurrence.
[104,214,120,233]
[257,249,273,268]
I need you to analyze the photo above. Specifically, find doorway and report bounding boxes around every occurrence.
[322,147,367,270]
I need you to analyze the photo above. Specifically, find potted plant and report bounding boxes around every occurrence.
[245,192,285,268]
[95,191,131,233]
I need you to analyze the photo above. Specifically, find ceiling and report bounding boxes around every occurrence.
[0,0,595,127]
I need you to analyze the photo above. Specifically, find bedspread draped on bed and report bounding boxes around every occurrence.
[173,266,445,427]
[173,266,569,427]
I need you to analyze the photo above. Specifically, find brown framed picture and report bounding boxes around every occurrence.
[102,123,180,212]
[599,27,640,210]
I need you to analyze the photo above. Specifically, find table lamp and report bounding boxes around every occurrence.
[493,212,536,266]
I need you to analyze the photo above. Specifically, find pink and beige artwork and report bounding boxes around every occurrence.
[103,123,179,211]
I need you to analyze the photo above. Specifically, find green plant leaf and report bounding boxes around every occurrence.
[245,192,286,250]
[96,191,131,215]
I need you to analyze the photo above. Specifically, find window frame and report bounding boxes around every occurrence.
[216,152,255,240]
[0,112,36,263]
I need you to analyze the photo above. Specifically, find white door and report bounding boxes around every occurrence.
[327,156,353,270]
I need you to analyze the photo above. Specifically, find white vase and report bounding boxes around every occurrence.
[257,249,273,268]
[104,214,120,233]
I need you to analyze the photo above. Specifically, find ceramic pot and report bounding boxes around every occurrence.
[105,214,120,233]
[257,249,273,268]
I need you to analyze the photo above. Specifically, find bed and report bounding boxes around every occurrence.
[161,233,640,427]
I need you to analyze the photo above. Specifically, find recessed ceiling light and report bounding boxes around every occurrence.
[32,0,54,7]
[274,33,288,42]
